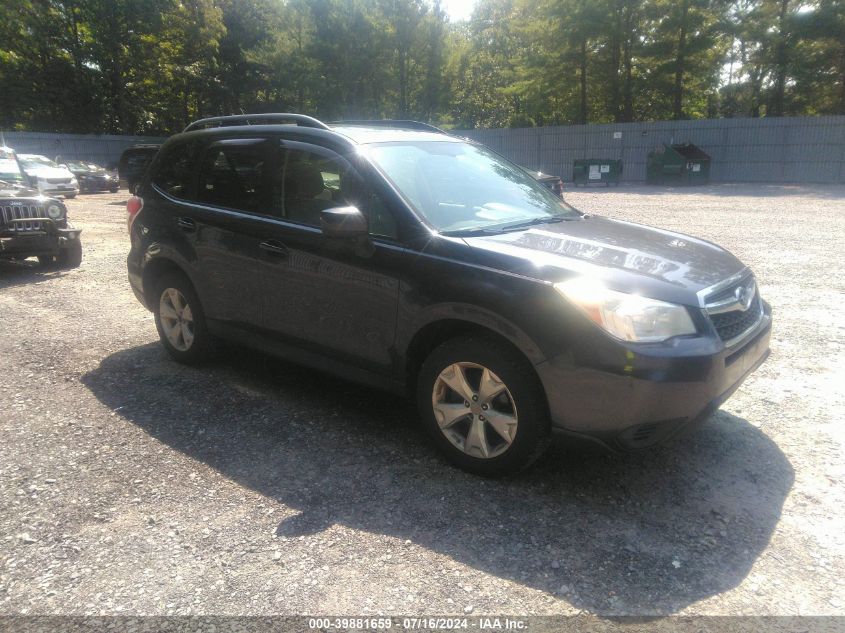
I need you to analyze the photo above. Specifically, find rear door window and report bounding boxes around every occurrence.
[198,139,269,213]
[152,142,200,199]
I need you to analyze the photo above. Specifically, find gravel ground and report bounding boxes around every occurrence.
[0,184,843,617]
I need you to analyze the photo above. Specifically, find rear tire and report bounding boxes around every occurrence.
[416,336,551,477]
[152,271,212,365]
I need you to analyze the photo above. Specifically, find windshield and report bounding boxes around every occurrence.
[0,149,25,183]
[365,141,579,233]
[21,156,58,169]
[66,161,96,171]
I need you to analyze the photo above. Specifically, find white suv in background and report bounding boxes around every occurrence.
[17,154,79,199]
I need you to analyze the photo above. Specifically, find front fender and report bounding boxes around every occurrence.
[399,301,547,366]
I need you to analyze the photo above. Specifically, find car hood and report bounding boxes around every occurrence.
[0,184,40,198]
[26,166,74,179]
[461,215,746,305]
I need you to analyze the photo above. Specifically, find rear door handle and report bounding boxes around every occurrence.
[176,217,196,232]
[259,239,289,257]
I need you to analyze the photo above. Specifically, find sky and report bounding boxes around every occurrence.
[439,0,477,21]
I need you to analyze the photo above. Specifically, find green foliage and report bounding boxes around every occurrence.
[0,0,841,134]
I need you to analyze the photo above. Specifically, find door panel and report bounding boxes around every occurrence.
[190,206,264,327]
[258,141,403,373]
[260,225,401,372]
[186,137,275,328]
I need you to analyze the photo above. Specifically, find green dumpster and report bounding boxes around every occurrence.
[572,159,622,186]
[646,143,711,186]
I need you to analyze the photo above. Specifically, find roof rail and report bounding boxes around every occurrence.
[330,119,448,134]
[183,113,331,133]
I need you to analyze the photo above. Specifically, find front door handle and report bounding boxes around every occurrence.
[259,239,289,257]
[176,217,196,232]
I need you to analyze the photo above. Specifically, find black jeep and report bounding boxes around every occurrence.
[1,147,83,268]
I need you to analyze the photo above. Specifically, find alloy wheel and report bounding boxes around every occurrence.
[431,362,518,459]
[159,288,195,351]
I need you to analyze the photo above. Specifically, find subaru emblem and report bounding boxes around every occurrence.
[735,281,755,311]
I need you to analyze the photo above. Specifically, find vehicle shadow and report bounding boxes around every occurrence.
[0,258,70,288]
[81,342,793,615]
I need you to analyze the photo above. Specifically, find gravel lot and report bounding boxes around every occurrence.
[1,185,843,617]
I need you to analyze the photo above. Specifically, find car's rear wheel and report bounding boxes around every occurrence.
[417,336,551,477]
[153,271,211,364]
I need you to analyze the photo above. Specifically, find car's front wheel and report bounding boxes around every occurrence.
[153,271,212,364]
[38,239,82,269]
[417,336,551,477]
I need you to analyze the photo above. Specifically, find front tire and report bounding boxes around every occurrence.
[38,239,82,269]
[417,336,551,477]
[152,271,212,365]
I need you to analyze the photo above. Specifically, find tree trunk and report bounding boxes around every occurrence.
[839,36,845,114]
[621,1,635,122]
[610,0,622,121]
[579,36,588,124]
[672,0,689,120]
[769,0,790,117]
[398,47,408,118]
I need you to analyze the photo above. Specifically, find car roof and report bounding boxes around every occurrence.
[172,118,462,148]
[17,154,49,160]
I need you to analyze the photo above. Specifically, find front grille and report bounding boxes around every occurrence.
[1,204,45,232]
[47,178,71,184]
[703,273,763,345]
[710,297,762,342]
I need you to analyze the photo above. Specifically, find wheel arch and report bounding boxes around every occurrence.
[141,256,196,306]
[402,311,546,396]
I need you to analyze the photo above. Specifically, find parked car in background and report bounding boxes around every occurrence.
[119,144,161,193]
[1,147,82,267]
[0,146,32,194]
[521,167,565,198]
[60,160,119,193]
[126,114,771,477]
[17,154,79,199]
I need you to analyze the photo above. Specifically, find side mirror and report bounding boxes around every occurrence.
[320,206,367,238]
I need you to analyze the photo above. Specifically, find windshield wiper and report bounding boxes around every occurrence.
[441,216,574,237]
[497,216,569,231]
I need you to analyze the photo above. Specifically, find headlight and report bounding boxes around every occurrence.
[555,277,696,342]
[46,203,64,220]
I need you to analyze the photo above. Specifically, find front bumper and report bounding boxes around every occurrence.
[537,303,772,451]
[38,183,79,196]
[0,221,82,258]
[79,177,117,191]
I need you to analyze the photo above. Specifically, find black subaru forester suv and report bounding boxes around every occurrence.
[127,114,771,476]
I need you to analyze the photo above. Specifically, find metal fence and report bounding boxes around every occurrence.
[1,131,167,168]
[4,116,844,183]
[456,115,845,184]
